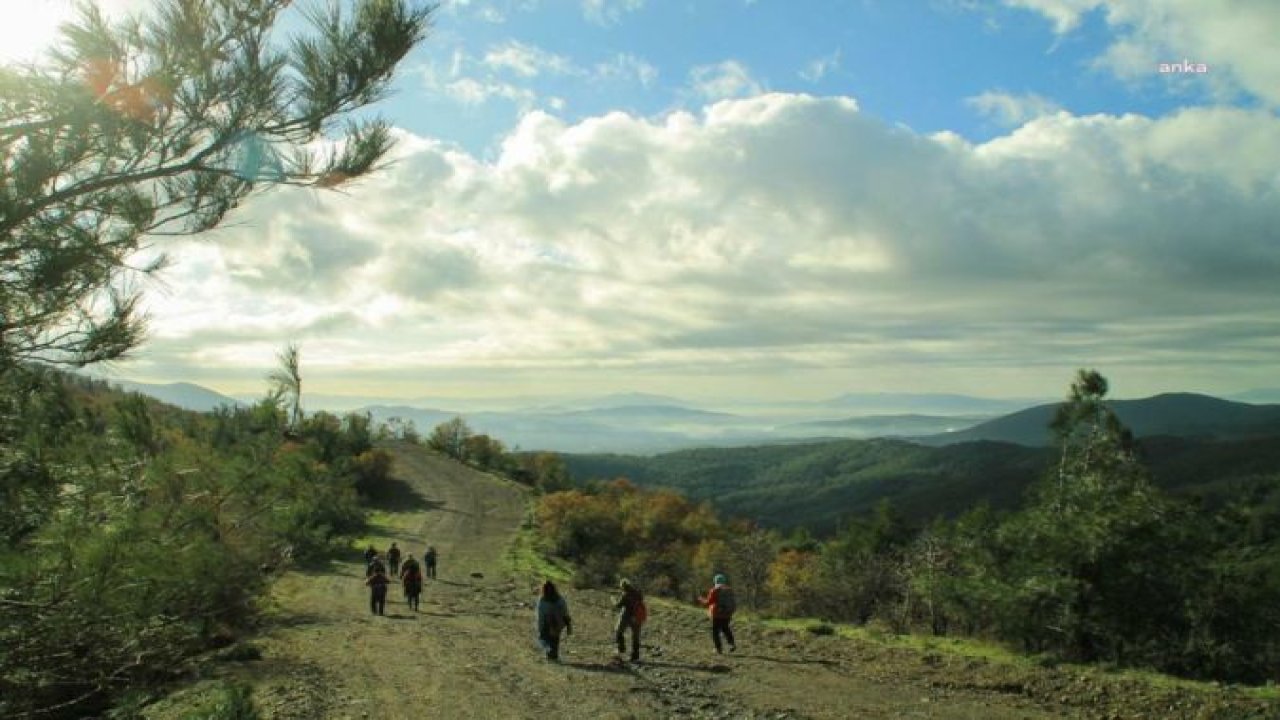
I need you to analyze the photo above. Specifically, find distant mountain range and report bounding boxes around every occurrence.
[920,393,1280,447]
[87,376,1280,532]
[90,378,1280,456]
[102,379,241,412]
[354,403,769,454]
[815,392,1035,415]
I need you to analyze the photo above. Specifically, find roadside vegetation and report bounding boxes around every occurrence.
[0,366,394,717]
[0,0,433,715]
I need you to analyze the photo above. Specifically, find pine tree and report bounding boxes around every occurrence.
[0,0,434,369]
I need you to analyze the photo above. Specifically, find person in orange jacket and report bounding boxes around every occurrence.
[699,573,737,654]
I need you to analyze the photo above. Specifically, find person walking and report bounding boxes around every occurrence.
[365,552,386,578]
[365,565,390,616]
[423,545,438,579]
[699,573,737,654]
[613,578,646,662]
[400,554,423,611]
[534,580,573,661]
[387,542,402,576]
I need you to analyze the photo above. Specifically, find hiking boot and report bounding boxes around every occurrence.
[729,644,737,653]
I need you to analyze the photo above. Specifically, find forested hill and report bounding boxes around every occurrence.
[562,432,1280,533]
[921,392,1280,447]
[564,438,1047,532]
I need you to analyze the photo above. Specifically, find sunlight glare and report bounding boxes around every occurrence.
[0,1,74,65]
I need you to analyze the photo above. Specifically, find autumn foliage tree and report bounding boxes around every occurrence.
[535,479,728,595]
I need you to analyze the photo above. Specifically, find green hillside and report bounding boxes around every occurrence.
[564,439,1047,532]
[564,432,1280,533]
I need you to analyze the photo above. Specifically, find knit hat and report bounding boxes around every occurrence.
[713,574,727,585]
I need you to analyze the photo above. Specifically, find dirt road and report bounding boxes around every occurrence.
[168,443,1274,720]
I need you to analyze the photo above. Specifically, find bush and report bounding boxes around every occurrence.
[193,681,259,720]
[0,370,376,717]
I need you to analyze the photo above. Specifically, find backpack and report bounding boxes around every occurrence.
[631,591,648,625]
[714,586,736,617]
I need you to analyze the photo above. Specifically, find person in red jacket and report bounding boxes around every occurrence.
[699,573,737,654]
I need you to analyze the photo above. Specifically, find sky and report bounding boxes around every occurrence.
[6,0,1280,404]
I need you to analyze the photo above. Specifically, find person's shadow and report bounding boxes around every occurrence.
[561,661,632,675]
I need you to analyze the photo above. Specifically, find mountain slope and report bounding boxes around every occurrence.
[101,379,240,412]
[920,393,1280,447]
[565,439,1050,532]
[564,428,1280,533]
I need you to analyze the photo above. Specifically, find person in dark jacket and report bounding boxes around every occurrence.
[613,578,644,662]
[699,573,737,654]
[387,542,402,576]
[535,580,572,661]
[365,566,390,615]
[423,545,438,579]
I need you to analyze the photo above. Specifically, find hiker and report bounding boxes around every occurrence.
[366,565,391,616]
[613,578,646,662]
[401,554,423,611]
[363,545,377,565]
[699,573,737,654]
[366,552,386,578]
[387,542,402,576]
[423,545,438,579]
[535,580,573,661]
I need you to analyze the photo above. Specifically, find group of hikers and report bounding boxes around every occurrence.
[537,574,737,663]
[361,541,739,663]
[362,542,438,616]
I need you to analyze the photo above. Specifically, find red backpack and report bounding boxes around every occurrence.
[629,589,648,624]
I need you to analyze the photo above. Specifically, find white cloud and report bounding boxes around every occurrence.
[138,94,1280,397]
[477,5,507,23]
[688,61,764,102]
[417,53,541,111]
[595,53,659,88]
[1005,0,1280,106]
[967,90,1063,126]
[1003,0,1098,33]
[483,41,573,77]
[799,50,841,83]
[582,0,644,26]
[417,44,658,115]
